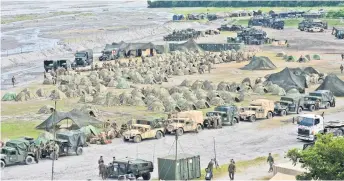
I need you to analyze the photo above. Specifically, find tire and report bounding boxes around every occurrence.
[309,105,315,112]
[325,102,330,109]
[280,110,287,117]
[0,160,5,168]
[335,129,344,136]
[331,100,336,107]
[134,135,142,143]
[297,107,303,114]
[25,155,34,165]
[155,131,163,139]
[76,147,83,155]
[249,115,256,122]
[267,112,273,119]
[142,172,151,180]
[195,124,202,133]
[123,137,129,142]
[176,128,184,136]
[234,118,239,124]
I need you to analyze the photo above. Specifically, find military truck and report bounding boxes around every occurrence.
[1,138,38,168]
[298,19,328,31]
[303,90,336,111]
[122,119,166,143]
[305,26,324,32]
[44,59,72,72]
[99,49,119,61]
[274,95,305,116]
[271,20,284,30]
[44,60,55,72]
[214,105,239,125]
[239,99,274,122]
[166,111,204,136]
[218,24,243,31]
[163,29,201,41]
[73,49,93,67]
[106,158,154,180]
[332,27,344,39]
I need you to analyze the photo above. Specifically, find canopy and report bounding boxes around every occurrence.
[34,132,54,145]
[241,56,276,70]
[56,130,86,147]
[80,125,101,136]
[266,67,308,92]
[172,39,204,52]
[5,138,30,155]
[36,109,103,130]
[2,92,16,101]
[316,74,344,97]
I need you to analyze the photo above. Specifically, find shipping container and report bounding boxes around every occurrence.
[158,154,201,180]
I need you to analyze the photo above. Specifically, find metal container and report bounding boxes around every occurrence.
[158,154,201,180]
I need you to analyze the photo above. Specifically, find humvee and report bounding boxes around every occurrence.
[214,105,240,125]
[106,158,153,180]
[166,111,204,136]
[122,119,166,143]
[1,138,38,168]
[274,95,305,116]
[303,90,335,111]
[239,99,274,122]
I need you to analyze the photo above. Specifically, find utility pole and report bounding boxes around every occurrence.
[51,100,57,181]
[213,137,219,169]
[175,133,178,161]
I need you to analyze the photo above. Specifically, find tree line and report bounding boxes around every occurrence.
[147,1,343,8]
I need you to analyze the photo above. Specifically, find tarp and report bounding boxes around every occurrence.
[36,109,103,130]
[34,132,54,145]
[56,130,86,147]
[171,39,204,52]
[303,67,320,75]
[266,67,308,92]
[241,56,277,70]
[5,138,30,155]
[2,92,16,101]
[112,41,156,54]
[316,74,344,97]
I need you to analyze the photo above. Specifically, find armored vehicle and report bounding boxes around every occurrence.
[218,24,243,31]
[106,158,153,180]
[42,130,86,159]
[271,19,284,30]
[274,95,305,116]
[1,138,38,168]
[298,19,328,31]
[332,27,344,39]
[248,16,266,26]
[122,119,166,143]
[239,99,274,122]
[237,28,269,45]
[214,105,239,125]
[303,90,336,111]
[73,49,93,67]
[166,111,204,136]
[163,29,201,41]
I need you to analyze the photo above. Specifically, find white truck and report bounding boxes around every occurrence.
[297,114,344,141]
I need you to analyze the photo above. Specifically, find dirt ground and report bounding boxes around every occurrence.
[2,0,344,180]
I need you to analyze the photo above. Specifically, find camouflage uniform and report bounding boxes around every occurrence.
[228,161,236,180]
[53,143,59,160]
[315,100,320,110]
[340,64,343,74]
[267,154,274,172]
[99,161,106,180]
[207,159,214,173]
[208,64,211,73]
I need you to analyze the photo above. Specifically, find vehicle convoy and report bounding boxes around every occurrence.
[303,90,335,111]
[122,118,166,143]
[41,130,86,159]
[274,95,305,116]
[73,49,93,67]
[166,111,204,136]
[239,99,274,122]
[106,158,153,180]
[1,137,38,168]
[297,114,344,141]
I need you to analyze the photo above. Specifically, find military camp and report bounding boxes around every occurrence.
[1,1,344,180]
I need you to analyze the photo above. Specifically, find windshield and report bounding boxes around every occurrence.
[309,93,322,97]
[304,97,318,101]
[75,53,86,57]
[298,117,314,126]
[215,106,235,112]
[206,112,220,116]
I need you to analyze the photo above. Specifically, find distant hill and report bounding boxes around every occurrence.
[147,1,342,8]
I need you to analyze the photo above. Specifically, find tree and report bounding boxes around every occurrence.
[287,134,344,180]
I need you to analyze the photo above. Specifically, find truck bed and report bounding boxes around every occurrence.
[325,120,344,128]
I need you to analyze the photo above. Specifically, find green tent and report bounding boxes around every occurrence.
[2,92,16,101]
[34,132,54,145]
[305,54,312,61]
[312,54,321,60]
[80,125,101,136]
[286,56,297,62]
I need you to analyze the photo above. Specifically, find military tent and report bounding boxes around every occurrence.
[266,67,308,93]
[303,67,320,75]
[172,39,204,52]
[217,81,230,91]
[36,88,46,97]
[2,92,16,101]
[80,125,101,137]
[210,97,225,106]
[313,54,321,60]
[116,78,130,89]
[298,56,308,63]
[316,74,344,97]
[241,56,277,70]
[36,109,103,130]
[16,88,36,101]
[286,55,297,62]
[195,99,211,109]
[38,105,55,114]
[78,94,93,103]
[191,80,204,90]
[148,101,165,112]
[276,52,286,57]
[49,89,67,100]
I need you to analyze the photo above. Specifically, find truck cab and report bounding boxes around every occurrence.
[74,49,93,67]
[213,105,239,125]
[297,114,324,141]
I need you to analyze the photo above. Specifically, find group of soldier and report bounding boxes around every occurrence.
[98,156,116,180]
[30,141,60,162]
[208,114,222,129]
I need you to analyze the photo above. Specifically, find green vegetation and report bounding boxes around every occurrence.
[287,134,344,180]
[326,9,344,18]
[1,120,42,140]
[1,11,80,24]
[150,1,344,8]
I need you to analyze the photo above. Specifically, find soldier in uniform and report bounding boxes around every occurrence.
[341,53,344,61]
[39,142,45,159]
[11,76,16,87]
[207,159,215,173]
[267,153,274,172]
[315,99,320,110]
[340,64,343,74]
[228,159,236,180]
[98,156,104,176]
[98,160,106,180]
[208,63,211,73]
[53,142,59,160]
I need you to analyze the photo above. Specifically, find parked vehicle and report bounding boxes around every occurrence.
[239,99,274,122]
[73,49,93,67]
[274,95,305,116]
[166,111,204,136]
[303,90,335,111]
[122,119,166,143]
[106,158,153,180]
[213,105,239,125]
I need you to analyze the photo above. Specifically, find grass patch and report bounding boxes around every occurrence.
[1,120,42,140]
[1,11,80,24]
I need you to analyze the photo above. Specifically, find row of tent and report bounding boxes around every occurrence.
[276,52,321,62]
[2,88,67,102]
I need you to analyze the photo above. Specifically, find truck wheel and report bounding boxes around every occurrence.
[134,135,142,143]
[0,160,5,168]
[309,105,315,112]
[335,129,344,136]
[280,110,287,117]
[155,131,163,139]
[123,137,129,142]
[142,172,151,180]
[76,147,83,155]
[176,128,184,136]
[249,115,256,122]
[267,112,273,119]
[25,155,34,165]
[195,124,202,133]
[331,100,335,107]
[234,118,239,124]
[297,107,303,114]
[325,102,330,109]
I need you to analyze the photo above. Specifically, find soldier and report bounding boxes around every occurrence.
[207,159,215,173]
[267,153,274,172]
[340,64,343,74]
[98,156,104,176]
[34,145,39,163]
[208,63,211,73]
[228,159,236,180]
[315,99,320,110]
[53,142,59,160]
[11,76,16,87]
[99,160,106,180]
[341,53,344,61]
[44,71,47,79]
[112,156,116,164]
[39,142,45,159]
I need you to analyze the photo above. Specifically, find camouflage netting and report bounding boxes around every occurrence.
[105,92,120,106]
[316,74,344,97]
[195,99,211,109]
[129,96,146,106]
[148,101,165,112]
[241,56,277,70]
[218,91,233,104]
[180,79,193,87]
[203,80,217,91]
[192,80,204,90]
[76,104,100,117]
[116,78,130,89]
[43,77,53,85]
[253,85,268,95]
[266,67,307,93]
[79,93,93,103]
[49,89,67,100]
[92,93,107,105]
[16,88,36,101]
[217,81,230,91]
[36,88,46,97]
[210,97,225,106]
[65,89,79,98]
[38,105,55,114]
[119,92,132,105]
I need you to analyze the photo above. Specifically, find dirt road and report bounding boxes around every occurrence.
[2,111,343,180]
